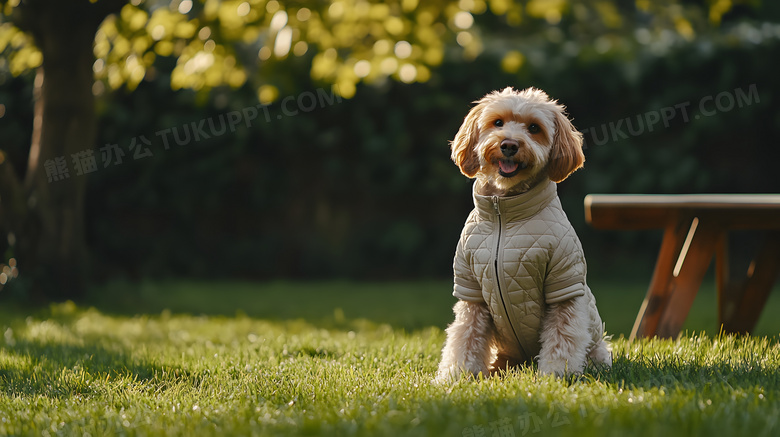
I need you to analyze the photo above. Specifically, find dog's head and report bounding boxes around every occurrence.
[450,87,584,193]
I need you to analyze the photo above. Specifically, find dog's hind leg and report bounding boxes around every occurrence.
[435,300,496,384]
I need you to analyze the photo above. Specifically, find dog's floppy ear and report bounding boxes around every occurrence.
[450,102,483,178]
[548,108,584,183]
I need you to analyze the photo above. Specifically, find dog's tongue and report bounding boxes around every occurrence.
[499,161,519,174]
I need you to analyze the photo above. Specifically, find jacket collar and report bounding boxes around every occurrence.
[473,179,558,222]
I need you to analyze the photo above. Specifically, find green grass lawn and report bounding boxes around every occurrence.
[1,280,779,436]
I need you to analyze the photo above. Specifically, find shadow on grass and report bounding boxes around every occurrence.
[0,339,195,399]
[598,353,780,391]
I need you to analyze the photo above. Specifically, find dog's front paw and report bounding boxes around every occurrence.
[538,358,584,378]
[587,340,613,369]
[434,364,486,385]
[433,366,460,385]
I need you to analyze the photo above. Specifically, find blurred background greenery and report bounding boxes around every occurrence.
[0,0,779,304]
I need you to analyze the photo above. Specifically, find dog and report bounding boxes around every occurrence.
[435,87,612,383]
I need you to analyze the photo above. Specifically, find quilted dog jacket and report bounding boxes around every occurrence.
[453,179,592,361]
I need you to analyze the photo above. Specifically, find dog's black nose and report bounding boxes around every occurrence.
[500,139,519,157]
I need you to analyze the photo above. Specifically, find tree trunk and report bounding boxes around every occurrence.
[0,0,126,300]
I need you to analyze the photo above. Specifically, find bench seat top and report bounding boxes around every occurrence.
[584,194,780,230]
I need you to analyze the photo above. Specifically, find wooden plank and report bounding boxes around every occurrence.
[707,210,780,230]
[585,194,780,209]
[584,194,780,230]
[719,231,780,334]
[585,205,780,231]
[630,214,691,340]
[585,202,675,230]
[655,221,721,338]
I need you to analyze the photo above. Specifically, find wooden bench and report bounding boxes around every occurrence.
[584,194,780,340]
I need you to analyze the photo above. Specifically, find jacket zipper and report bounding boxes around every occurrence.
[492,196,528,360]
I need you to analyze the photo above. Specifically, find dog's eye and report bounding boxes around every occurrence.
[528,123,541,134]
[494,119,503,127]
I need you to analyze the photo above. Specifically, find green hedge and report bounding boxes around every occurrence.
[2,22,779,282]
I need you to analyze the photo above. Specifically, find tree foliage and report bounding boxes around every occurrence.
[1,0,752,100]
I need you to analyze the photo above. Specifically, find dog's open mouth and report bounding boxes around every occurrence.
[498,160,527,177]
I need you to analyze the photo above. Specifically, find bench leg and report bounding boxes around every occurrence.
[630,217,720,340]
[630,219,689,340]
[718,231,780,334]
[655,220,721,338]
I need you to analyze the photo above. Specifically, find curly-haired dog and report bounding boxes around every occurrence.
[435,87,611,382]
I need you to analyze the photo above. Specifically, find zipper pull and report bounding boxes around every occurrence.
[492,196,500,216]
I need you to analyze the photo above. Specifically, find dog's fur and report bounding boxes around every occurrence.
[436,87,611,382]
